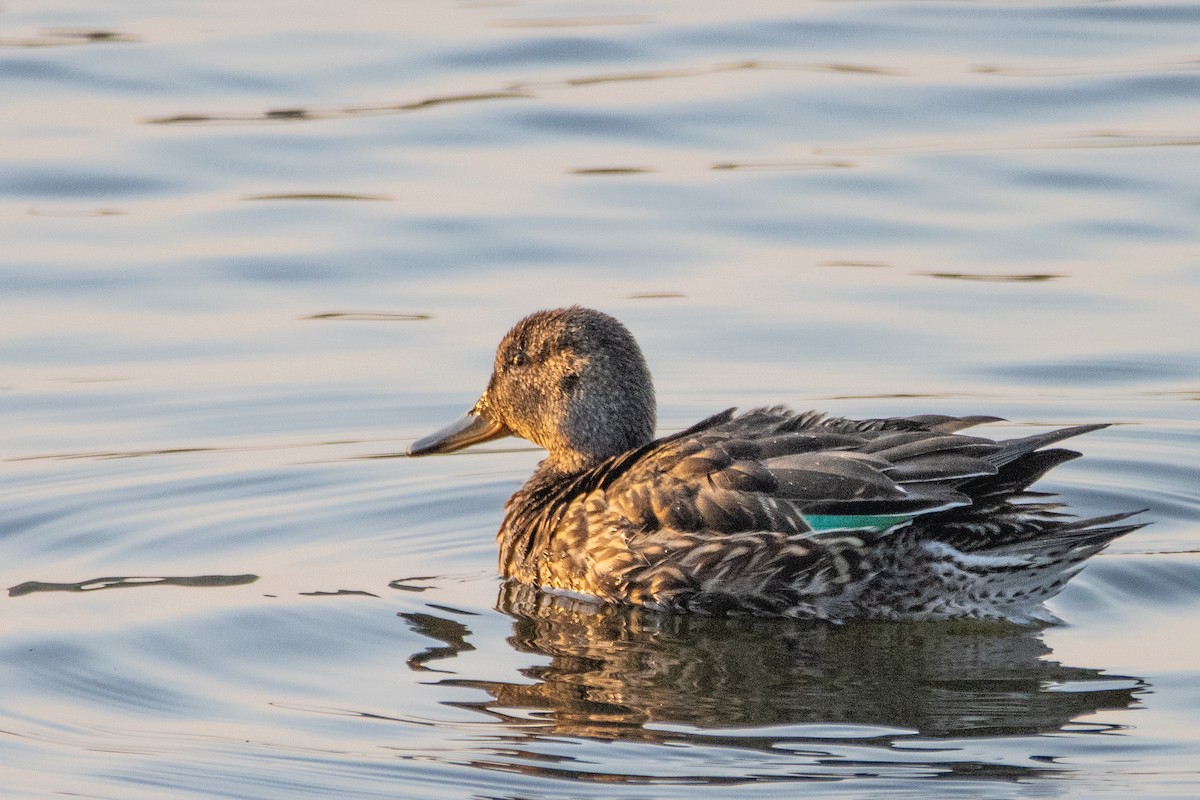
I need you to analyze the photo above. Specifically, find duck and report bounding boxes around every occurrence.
[408,306,1144,623]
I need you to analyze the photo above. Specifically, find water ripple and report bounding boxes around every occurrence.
[2,0,1198,796]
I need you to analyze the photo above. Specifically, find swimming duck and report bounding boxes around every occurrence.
[408,307,1143,623]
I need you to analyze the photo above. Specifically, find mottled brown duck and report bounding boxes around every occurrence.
[409,307,1143,623]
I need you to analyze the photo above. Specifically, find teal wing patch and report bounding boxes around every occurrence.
[802,513,913,533]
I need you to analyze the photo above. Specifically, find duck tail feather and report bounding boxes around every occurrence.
[993,423,1109,465]
[908,414,1006,433]
[964,447,1082,498]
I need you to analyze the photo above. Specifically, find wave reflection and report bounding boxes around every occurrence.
[8,574,259,597]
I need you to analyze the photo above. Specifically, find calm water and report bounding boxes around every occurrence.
[3,0,1199,797]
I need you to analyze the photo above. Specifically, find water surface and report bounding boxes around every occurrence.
[2,0,1199,797]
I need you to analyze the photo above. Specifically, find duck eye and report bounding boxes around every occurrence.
[509,351,528,368]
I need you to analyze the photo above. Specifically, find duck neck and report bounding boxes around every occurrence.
[539,447,602,479]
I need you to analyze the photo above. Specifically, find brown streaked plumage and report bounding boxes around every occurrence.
[409,307,1144,622]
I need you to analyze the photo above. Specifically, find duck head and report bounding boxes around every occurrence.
[408,307,657,475]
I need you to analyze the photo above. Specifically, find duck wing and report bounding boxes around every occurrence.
[605,408,1108,537]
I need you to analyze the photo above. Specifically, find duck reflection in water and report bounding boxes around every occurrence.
[401,584,1144,742]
